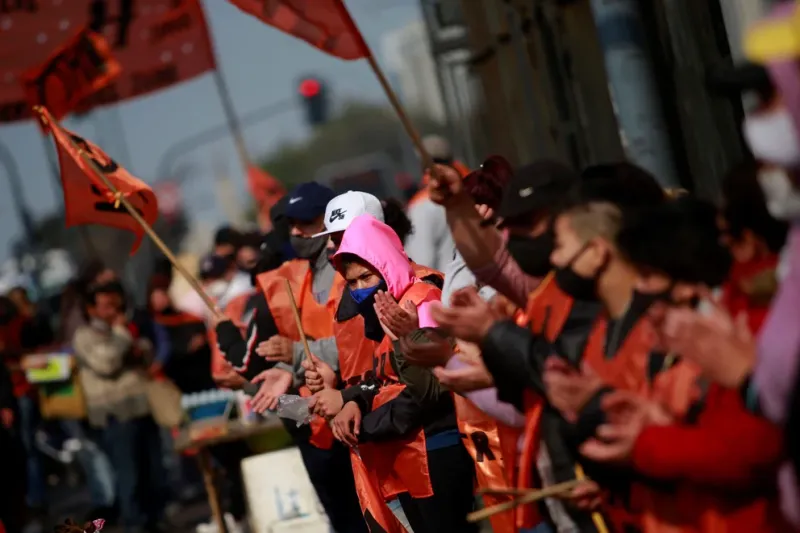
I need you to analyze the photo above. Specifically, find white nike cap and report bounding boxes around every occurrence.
[313,191,384,238]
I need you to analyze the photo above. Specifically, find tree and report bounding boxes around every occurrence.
[258,101,448,189]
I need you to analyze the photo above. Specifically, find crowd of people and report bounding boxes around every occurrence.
[2,53,800,533]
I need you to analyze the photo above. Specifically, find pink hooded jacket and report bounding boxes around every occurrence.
[333,214,439,327]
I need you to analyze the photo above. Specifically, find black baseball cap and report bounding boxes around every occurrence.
[496,159,580,225]
[284,182,335,222]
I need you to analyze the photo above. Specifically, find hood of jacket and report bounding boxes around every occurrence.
[333,214,414,301]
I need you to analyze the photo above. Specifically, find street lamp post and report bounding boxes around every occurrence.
[156,98,296,179]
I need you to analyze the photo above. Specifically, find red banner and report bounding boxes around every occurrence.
[36,106,158,254]
[0,0,216,123]
[227,0,368,60]
[21,28,120,123]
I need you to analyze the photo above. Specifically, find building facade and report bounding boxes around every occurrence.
[421,0,776,199]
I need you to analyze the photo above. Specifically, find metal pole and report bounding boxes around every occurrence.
[212,69,252,175]
[0,141,41,293]
[589,0,680,188]
[156,98,295,179]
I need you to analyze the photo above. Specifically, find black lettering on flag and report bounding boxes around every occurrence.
[0,0,38,14]
[31,32,110,110]
[88,0,134,48]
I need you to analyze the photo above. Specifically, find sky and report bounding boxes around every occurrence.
[0,0,424,263]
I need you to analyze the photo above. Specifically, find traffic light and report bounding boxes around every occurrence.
[298,77,328,126]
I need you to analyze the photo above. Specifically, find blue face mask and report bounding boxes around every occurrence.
[350,283,383,305]
[349,280,388,342]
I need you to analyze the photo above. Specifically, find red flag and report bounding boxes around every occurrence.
[0,0,215,123]
[227,0,369,60]
[36,107,158,254]
[21,29,120,124]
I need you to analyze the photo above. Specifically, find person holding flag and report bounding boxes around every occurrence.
[215,182,367,533]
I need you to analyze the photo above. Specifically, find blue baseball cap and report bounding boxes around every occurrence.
[284,182,335,222]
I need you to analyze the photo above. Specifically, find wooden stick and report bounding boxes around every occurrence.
[35,107,222,319]
[476,487,534,496]
[467,479,582,523]
[575,464,610,533]
[283,279,312,361]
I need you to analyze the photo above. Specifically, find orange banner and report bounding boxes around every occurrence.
[0,0,216,123]
[227,0,369,60]
[36,106,158,254]
[21,28,120,123]
[247,165,285,229]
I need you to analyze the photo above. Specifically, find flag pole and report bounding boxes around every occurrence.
[34,107,222,319]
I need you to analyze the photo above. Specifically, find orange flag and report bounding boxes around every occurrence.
[21,28,120,123]
[247,165,285,228]
[35,106,158,255]
[227,0,369,60]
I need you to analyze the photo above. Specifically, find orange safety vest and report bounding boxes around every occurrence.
[336,264,443,388]
[354,281,441,501]
[455,395,525,533]
[256,259,346,450]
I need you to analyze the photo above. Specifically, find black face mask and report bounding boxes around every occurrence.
[353,280,388,342]
[553,244,603,301]
[506,232,554,277]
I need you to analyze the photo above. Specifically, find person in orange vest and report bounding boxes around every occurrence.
[311,214,478,533]
[431,164,670,532]
[300,190,442,532]
[555,196,786,532]
[404,135,470,270]
[215,182,368,533]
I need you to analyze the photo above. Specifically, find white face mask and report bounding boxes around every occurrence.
[205,280,230,300]
[743,107,800,168]
[757,166,800,220]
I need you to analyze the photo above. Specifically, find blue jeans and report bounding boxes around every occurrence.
[17,395,46,508]
[60,419,115,508]
[101,416,168,532]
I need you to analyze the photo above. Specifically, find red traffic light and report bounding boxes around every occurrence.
[298,78,321,98]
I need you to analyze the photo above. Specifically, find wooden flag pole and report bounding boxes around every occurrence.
[34,107,222,320]
[283,279,312,361]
